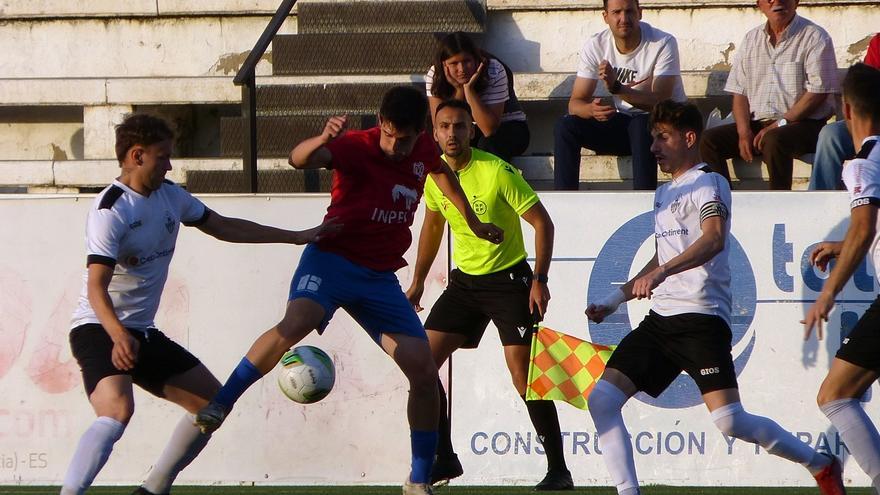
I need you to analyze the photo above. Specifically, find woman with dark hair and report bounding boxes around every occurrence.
[426,32,530,163]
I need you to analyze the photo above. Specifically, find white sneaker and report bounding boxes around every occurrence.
[402,478,434,495]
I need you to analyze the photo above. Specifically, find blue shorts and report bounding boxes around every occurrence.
[289,244,426,344]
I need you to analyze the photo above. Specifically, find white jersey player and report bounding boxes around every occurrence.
[61,114,337,495]
[805,63,880,494]
[586,100,844,495]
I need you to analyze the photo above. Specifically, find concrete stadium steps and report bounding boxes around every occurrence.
[0,155,813,193]
[272,33,445,75]
[253,82,424,116]
[185,168,334,193]
[513,155,814,191]
[297,0,485,34]
[220,114,377,158]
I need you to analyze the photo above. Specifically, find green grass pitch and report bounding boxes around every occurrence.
[0,487,873,495]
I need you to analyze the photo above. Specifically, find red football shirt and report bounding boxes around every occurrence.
[318,127,442,271]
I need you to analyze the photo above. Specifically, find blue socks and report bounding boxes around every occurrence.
[214,357,263,409]
[410,430,438,484]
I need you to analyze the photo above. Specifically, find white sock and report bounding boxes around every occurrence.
[588,380,638,494]
[142,413,212,494]
[821,398,880,488]
[711,402,827,474]
[60,417,126,495]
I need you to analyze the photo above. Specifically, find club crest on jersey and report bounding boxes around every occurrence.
[670,194,682,214]
[164,212,175,233]
[413,161,425,180]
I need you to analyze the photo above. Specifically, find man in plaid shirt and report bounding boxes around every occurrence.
[700,0,839,190]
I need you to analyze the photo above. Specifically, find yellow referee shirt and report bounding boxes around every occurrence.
[424,149,539,275]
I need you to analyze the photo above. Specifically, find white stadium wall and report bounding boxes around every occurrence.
[0,192,875,488]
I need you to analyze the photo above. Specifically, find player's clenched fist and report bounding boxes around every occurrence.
[585,288,626,323]
[321,115,348,143]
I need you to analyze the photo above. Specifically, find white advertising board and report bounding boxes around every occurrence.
[0,191,874,488]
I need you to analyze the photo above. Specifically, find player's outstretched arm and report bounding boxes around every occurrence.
[803,206,876,340]
[521,202,554,316]
[288,115,347,169]
[405,208,447,312]
[430,162,504,244]
[586,253,659,323]
[87,263,139,371]
[196,212,341,245]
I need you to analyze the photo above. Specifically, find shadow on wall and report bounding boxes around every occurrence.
[797,218,876,465]
[480,11,541,72]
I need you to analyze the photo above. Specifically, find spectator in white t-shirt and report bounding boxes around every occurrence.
[554,0,686,190]
[427,32,529,163]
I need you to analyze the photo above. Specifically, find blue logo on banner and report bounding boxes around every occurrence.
[588,212,757,409]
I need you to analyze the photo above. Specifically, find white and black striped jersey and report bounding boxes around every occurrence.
[842,136,880,281]
[70,180,210,331]
[651,164,732,324]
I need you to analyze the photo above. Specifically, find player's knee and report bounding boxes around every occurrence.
[100,402,134,424]
[587,381,625,420]
[816,380,845,408]
[711,403,756,441]
[510,374,528,395]
[274,316,312,345]
[399,353,437,391]
[712,412,741,438]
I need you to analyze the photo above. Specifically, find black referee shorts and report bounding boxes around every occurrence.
[605,311,738,398]
[70,324,201,397]
[424,260,535,348]
[837,295,880,372]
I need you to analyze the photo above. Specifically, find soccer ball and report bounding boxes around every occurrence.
[277,345,336,404]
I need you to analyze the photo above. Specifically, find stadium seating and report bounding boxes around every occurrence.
[0,0,876,192]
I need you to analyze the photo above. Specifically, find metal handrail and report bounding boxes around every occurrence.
[235,0,298,86]
[235,0,298,192]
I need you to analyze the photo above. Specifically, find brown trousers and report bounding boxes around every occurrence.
[700,119,827,190]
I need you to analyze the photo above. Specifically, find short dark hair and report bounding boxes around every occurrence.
[115,114,174,163]
[650,99,704,138]
[603,0,639,11]
[435,99,472,118]
[379,85,429,132]
[843,63,880,120]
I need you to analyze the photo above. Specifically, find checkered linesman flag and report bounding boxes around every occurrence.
[526,326,616,410]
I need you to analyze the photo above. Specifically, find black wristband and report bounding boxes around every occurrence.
[534,273,549,284]
[609,80,622,94]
